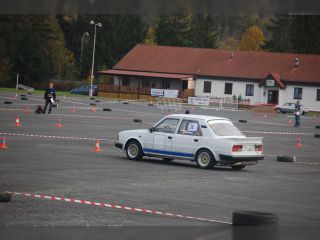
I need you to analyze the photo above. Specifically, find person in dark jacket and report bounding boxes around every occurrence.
[43,82,56,114]
[294,100,302,127]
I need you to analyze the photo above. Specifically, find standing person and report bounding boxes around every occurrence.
[43,82,56,114]
[294,100,302,127]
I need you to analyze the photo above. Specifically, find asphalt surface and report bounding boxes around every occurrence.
[0,91,320,227]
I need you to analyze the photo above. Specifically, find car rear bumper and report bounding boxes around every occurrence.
[115,143,123,149]
[219,154,264,165]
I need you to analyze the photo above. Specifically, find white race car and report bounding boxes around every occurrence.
[115,114,264,170]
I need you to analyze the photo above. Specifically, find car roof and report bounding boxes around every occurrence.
[166,114,230,121]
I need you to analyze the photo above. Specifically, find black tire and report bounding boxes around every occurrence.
[314,134,320,138]
[232,211,279,226]
[195,149,216,169]
[4,101,13,104]
[133,119,143,123]
[125,140,143,161]
[103,108,112,112]
[148,104,154,106]
[162,158,174,162]
[315,126,320,129]
[232,165,246,170]
[20,97,28,100]
[277,155,296,163]
[90,103,96,106]
[123,102,129,105]
[0,192,12,202]
[239,120,247,123]
[95,100,101,102]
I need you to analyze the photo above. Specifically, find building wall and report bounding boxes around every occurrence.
[195,78,262,104]
[281,85,320,111]
[195,78,320,110]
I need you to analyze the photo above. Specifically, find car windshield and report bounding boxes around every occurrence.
[207,120,244,136]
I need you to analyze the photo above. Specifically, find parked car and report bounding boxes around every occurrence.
[276,102,309,115]
[70,85,98,96]
[115,114,264,170]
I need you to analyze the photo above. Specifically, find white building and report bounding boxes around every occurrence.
[99,44,320,111]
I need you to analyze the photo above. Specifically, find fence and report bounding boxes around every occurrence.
[156,97,183,111]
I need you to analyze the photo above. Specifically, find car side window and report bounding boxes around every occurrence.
[154,118,180,134]
[178,120,202,136]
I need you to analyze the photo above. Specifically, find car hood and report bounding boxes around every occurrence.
[119,129,149,135]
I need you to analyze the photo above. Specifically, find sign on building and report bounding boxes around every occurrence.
[151,89,164,97]
[266,79,275,87]
[151,89,179,98]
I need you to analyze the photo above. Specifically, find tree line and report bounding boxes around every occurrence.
[0,14,319,87]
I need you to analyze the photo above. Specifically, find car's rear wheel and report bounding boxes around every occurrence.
[125,140,143,161]
[196,149,216,169]
[232,165,246,170]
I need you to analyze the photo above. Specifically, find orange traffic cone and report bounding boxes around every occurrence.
[288,119,293,126]
[24,106,30,114]
[93,139,102,152]
[295,137,302,148]
[15,116,21,127]
[0,136,8,149]
[56,118,63,128]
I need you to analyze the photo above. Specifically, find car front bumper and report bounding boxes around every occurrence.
[219,154,264,165]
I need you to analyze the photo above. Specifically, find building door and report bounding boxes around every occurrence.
[182,80,188,90]
[267,90,279,104]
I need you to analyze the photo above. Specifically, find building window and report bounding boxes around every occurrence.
[317,89,320,101]
[245,84,254,96]
[122,76,130,86]
[203,81,211,93]
[162,79,170,89]
[224,82,233,95]
[293,87,303,99]
[142,78,151,87]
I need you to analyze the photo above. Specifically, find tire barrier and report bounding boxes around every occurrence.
[123,102,129,105]
[239,120,247,123]
[103,108,112,112]
[133,119,143,123]
[20,94,26,97]
[232,211,279,226]
[315,126,320,129]
[277,155,296,163]
[90,103,96,106]
[148,103,154,106]
[314,134,320,138]
[0,192,12,202]
[20,97,28,100]
[4,101,13,104]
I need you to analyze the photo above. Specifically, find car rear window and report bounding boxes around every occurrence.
[207,120,244,136]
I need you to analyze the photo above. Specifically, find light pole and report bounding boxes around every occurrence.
[89,20,102,97]
[80,32,89,77]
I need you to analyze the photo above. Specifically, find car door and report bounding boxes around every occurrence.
[144,118,180,154]
[171,119,203,159]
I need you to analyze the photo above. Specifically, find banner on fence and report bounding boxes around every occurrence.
[188,97,209,106]
[164,90,179,98]
[151,89,179,98]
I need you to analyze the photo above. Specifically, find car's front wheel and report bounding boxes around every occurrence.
[125,140,143,161]
[196,149,216,169]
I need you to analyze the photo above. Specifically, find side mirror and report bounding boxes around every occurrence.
[149,127,155,133]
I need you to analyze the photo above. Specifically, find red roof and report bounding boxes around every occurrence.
[111,44,320,84]
[99,69,193,80]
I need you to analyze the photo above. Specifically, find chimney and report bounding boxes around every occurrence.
[294,57,299,67]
